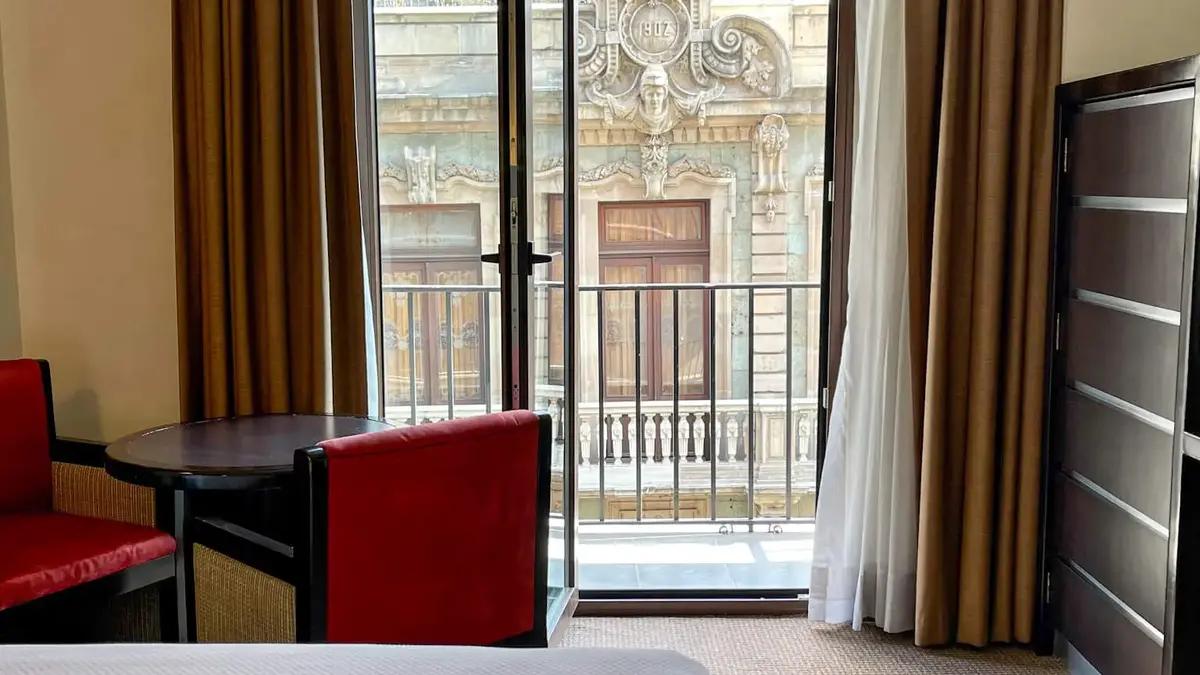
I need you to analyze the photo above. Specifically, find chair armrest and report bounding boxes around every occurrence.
[191,516,297,643]
[51,438,155,528]
[191,516,295,581]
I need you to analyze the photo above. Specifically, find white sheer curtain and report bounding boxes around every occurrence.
[807,0,917,633]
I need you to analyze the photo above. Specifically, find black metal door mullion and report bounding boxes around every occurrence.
[562,0,581,596]
[497,0,534,411]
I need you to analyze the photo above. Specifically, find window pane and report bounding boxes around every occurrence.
[429,265,483,404]
[381,205,481,254]
[546,196,565,385]
[602,202,705,244]
[657,261,707,398]
[382,266,427,410]
[374,0,499,425]
[602,262,649,399]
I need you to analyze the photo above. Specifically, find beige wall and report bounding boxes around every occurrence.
[0,0,180,441]
[0,27,17,361]
[1063,0,1200,82]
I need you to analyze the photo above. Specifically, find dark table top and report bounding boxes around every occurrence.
[105,414,393,490]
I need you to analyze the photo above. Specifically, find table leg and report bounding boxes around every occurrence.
[157,488,193,642]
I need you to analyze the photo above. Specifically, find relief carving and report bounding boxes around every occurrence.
[581,0,789,138]
[578,0,787,159]
[403,146,437,204]
[754,114,788,193]
[641,134,670,198]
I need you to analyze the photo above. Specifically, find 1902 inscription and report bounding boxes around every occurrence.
[619,0,690,65]
[639,21,675,38]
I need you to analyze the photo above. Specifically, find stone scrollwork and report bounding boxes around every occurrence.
[580,159,641,184]
[581,0,789,139]
[436,162,498,185]
[666,157,735,180]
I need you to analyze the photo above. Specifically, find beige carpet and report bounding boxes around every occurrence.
[560,617,1065,675]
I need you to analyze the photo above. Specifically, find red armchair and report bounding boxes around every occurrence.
[293,410,551,646]
[0,359,176,637]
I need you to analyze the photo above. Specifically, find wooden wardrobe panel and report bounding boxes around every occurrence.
[1055,474,1168,630]
[1062,389,1173,526]
[1055,559,1163,675]
[1069,207,1186,311]
[1065,299,1179,420]
[1072,96,1193,199]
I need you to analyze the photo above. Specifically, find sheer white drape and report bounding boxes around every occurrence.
[807,0,917,633]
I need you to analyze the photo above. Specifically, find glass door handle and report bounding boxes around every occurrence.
[481,242,554,272]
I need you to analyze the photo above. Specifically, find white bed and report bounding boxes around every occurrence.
[0,643,708,674]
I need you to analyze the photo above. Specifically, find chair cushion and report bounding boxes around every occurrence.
[0,359,52,513]
[0,512,176,611]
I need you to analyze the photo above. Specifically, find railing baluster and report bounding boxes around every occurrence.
[407,291,418,426]
[604,414,615,463]
[719,411,730,462]
[444,290,455,420]
[701,412,712,462]
[735,412,746,462]
[686,412,697,462]
[556,398,566,444]
[785,287,793,520]
[653,413,664,463]
[588,415,599,465]
[578,416,585,465]
[634,289,643,521]
[619,414,632,463]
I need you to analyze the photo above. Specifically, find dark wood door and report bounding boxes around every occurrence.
[1047,58,1200,675]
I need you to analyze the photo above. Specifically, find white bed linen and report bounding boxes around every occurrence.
[0,643,709,675]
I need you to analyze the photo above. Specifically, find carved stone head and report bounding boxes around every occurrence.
[638,65,670,130]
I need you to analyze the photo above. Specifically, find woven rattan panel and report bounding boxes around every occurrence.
[193,544,296,643]
[51,462,155,527]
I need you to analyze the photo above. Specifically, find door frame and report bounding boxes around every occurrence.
[498,0,583,623]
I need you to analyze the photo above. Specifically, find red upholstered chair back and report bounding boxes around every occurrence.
[0,359,53,514]
[295,410,551,647]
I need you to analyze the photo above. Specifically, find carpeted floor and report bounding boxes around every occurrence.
[560,616,1066,674]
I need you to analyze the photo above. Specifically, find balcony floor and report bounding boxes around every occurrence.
[575,523,813,591]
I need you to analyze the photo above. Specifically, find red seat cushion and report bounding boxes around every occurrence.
[0,512,176,611]
[0,359,52,513]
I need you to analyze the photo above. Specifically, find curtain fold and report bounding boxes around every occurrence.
[174,0,369,420]
[808,0,917,633]
[907,0,1062,648]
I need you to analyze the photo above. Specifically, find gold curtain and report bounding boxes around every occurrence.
[174,0,367,419]
[905,0,1062,647]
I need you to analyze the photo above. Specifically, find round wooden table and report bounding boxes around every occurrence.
[105,414,392,490]
[103,414,393,642]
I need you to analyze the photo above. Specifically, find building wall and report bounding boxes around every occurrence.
[0,0,180,441]
[1062,0,1200,82]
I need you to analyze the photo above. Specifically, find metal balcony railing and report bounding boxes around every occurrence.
[381,280,822,527]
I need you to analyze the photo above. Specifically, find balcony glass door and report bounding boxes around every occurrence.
[370,0,578,640]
